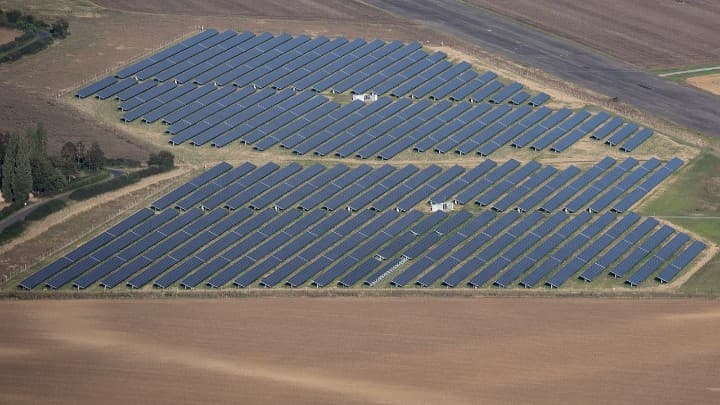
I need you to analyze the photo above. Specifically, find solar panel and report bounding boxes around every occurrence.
[441,211,522,287]
[530,110,591,150]
[517,212,592,287]
[297,164,372,211]
[488,82,523,103]
[224,162,303,209]
[466,211,545,287]
[656,240,706,283]
[626,232,689,286]
[431,160,498,204]
[469,81,503,103]
[578,217,658,284]
[608,224,674,279]
[491,166,557,212]
[322,165,395,210]
[527,92,550,107]
[179,209,296,288]
[606,123,639,146]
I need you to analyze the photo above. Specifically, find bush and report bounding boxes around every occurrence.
[0,36,52,63]
[0,220,26,245]
[68,166,168,202]
[0,204,20,221]
[25,199,66,221]
[148,151,175,170]
[104,157,141,168]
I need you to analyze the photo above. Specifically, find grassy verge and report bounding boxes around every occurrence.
[0,199,67,245]
[68,166,170,201]
[639,151,720,222]
[680,259,720,295]
[638,151,720,293]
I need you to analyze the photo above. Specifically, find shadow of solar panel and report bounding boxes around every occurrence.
[579,217,658,283]
[469,80,503,103]
[441,211,521,287]
[297,164,372,211]
[431,160,497,205]
[322,165,395,210]
[656,240,706,283]
[626,232,689,286]
[606,123,639,146]
[208,210,327,288]
[200,163,278,210]
[488,82,523,103]
[180,209,292,288]
[224,162,302,209]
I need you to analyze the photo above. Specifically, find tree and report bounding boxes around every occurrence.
[74,141,86,169]
[85,142,105,172]
[27,124,55,195]
[5,10,21,25]
[31,123,47,158]
[31,156,65,194]
[50,18,69,39]
[148,151,175,170]
[59,141,77,176]
[2,132,33,205]
[0,131,9,190]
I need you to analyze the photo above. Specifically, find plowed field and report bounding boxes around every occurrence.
[1,297,719,404]
[467,0,720,69]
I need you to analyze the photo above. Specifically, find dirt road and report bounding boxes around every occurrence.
[1,297,719,404]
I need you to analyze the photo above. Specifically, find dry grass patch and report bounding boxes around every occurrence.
[687,73,720,96]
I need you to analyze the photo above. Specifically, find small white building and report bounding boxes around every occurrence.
[430,201,454,212]
[352,93,378,102]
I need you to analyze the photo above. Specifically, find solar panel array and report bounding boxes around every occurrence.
[76,29,653,156]
[21,159,704,291]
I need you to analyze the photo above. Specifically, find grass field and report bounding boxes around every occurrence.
[638,152,720,293]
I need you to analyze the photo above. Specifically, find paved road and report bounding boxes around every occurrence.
[367,0,720,137]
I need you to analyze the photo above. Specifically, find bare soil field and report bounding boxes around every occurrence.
[0,27,21,44]
[0,85,152,160]
[467,0,720,70]
[92,0,398,22]
[1,297,719,404]
[687,74,720,96]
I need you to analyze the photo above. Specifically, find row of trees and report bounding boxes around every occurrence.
[0,7,69,63]
[0,8,69,38]
[0,125,105,206]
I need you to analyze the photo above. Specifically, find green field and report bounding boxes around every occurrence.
[639,151,720,293]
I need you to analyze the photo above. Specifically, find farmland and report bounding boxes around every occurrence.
[0,1,719,403]
[1,297,719,405]
[466,0,720,70]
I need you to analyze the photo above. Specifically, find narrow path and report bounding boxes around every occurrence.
[659,66,720,77]
[656,215,720,219]
[0,168,126,234]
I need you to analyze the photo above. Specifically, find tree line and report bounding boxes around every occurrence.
[0,7,69,63]
[0,124,105,206]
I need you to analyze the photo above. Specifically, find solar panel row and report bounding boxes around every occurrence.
[77,30,529,105]
[21,159,700,291]
[76,29,655,156]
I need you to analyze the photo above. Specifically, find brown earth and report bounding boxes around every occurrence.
[687,73,720,96]
[0,85,152,160]
[0,27,21,44]
[1,297,719,404]
[92,0,399,21]
[466,0,720,70]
